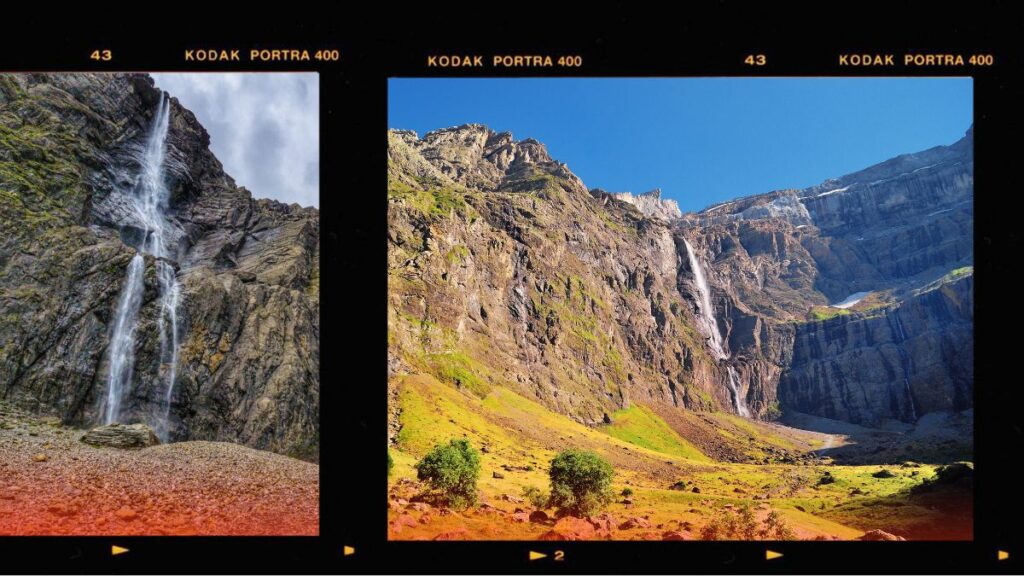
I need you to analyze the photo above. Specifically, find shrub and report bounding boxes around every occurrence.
[522,485,548,510]
[387,450,394,476]
[621,488,634,498]
[699,505,795,541]
[759,510,796,540]
[415,439,480,509]
[548,449,614,517]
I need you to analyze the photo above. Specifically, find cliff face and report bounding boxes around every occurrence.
[680,127,973,425]
[388,126,730,433]
[0,74,319,459]
[778,274,973,424]
[388,123,972,433]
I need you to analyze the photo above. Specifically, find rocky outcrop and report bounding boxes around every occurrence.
[596,188,682,220]
[388,123,972,435]
[0,74,318,459]
[80,423,159,449]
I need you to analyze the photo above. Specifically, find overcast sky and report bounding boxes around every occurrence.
[152,73,319,208]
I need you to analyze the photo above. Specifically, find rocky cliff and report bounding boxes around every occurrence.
[388,123,972,435]
[388,125,729,433]
[680,127,973,425]
[0,74,319,459]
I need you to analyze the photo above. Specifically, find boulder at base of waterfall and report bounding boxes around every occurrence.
[81,423,160,449]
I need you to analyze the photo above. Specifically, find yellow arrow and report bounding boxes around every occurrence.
[111,545,129,556]
[999,550,1009,561]
[766,550,783,560]
[343,546,356,556]
[529,551,547,561]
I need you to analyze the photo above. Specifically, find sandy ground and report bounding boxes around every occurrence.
[0,404,319,535]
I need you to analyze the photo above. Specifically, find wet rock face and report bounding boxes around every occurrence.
[0,73,318,459]
[388,123,972,429]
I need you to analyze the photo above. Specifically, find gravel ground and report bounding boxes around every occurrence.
[0,404,318,535]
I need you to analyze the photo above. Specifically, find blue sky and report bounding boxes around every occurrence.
[389,78,972,212]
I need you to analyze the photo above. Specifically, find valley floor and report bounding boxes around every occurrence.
[388,374,972,541]
[0,403,319,535]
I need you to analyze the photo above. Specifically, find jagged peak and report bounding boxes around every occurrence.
[390,124,566,192]
[596,187,681,220]
[422,122,492,138]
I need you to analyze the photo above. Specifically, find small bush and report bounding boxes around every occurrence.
[387,450,394,477]
[759,510,796,540]
[415,439,480,509]
[522,485,548,509]
[621,488,634,498]
[699,506,796,541]
[548,449,614,517]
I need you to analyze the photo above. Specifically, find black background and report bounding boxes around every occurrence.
[0,7,1020,574]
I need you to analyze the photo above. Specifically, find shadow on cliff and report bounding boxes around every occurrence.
[782,409,973,466]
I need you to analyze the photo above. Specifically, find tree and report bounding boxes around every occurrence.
[415,439,480,509]
[547,449,614,517]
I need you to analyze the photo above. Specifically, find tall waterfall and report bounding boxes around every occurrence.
[103,254,145,424]
[683,238,751,417]
[683,238,726,360]
[103,94,181,439]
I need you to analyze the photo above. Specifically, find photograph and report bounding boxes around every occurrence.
[386,77,973,541]
[0,72,320,535]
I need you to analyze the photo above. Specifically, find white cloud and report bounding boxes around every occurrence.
[151,73,319,208]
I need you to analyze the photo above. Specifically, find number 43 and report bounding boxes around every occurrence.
[745,54,766,66]
[90,50,112,62]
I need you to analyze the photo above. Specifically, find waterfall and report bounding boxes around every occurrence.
[894,310,907,342]
[104,254,145,424]
[683,238,726,360]
[727,367,751,418]
[904,377,917,422]
[103,94,181,439]
[683,238,751,417]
